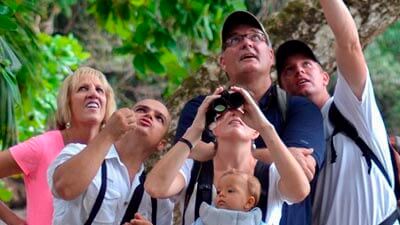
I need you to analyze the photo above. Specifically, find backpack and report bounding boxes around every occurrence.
[328,102,400,224]
[182,160,270,225]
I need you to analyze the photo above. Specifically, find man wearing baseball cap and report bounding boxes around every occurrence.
[276,0,399,224]
[171,10,325,225]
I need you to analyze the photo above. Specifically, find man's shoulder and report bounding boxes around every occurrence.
[182,95,206,110]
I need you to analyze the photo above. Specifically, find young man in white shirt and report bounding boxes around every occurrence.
[276,0,398,224]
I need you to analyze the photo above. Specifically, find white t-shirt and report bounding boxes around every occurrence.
[48,143,174,225]
[312,70,398,225]
[176,159,288,225]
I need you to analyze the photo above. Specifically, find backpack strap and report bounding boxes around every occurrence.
[328,102,392,187]
[194,160,214,220]
[84,161,107,225]
[389,143,400,200]
[182,160,202,225]
[151,197,157,225]
[254,161,270,222]
[120,172,147,224]
[275,85,289,124]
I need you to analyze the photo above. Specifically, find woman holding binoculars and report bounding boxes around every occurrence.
[144,87,310,225]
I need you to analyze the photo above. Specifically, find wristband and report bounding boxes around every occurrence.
[179,137,193,151]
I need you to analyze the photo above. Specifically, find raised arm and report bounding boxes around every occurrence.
[232,87,310,203]
[52,108,135,200]
[320,0,367,99]
[145,91,222,198]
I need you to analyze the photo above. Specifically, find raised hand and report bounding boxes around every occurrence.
[190,87,224,131]
[102,108,137,141]
[122,213,153,225]
[229,86,270,132]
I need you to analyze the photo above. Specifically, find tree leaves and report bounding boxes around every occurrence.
[90,0,246,96]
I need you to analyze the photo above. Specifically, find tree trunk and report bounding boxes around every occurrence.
[166,0,400,141]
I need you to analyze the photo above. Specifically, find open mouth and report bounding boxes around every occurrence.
[240,53,257,61]
[297,79,310,86]
[85,101,100,109]
[228,118,243,125]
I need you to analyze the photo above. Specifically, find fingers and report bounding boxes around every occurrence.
[306,157,316,178]
[134,212,145,220]
[288,147,313,155]
[103,108,137,141]
[229,86,254,103]
[289,148,316,181]
[295,154,314,181]
[124,213,153,225]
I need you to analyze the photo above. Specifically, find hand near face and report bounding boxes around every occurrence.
[191,87,224,130]
[229,86,269,131]
[122,213,153,225]
[102,108,137,142]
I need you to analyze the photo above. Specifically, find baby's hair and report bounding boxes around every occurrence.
[220,169,261,206]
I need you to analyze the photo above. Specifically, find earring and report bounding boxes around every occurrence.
[252,141,256,150]
[66,122,71,129]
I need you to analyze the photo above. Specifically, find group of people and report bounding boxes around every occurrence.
[0,0,398,224]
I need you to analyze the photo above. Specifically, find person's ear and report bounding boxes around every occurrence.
[209,121,217,131]
[244,196,256,211]
[219,53,226,71]
[268,47,275,66]
[251,130,260,140]
[322,71,330,87]
[156,139,167,152]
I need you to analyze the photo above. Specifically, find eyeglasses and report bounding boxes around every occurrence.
[224,32,267,49]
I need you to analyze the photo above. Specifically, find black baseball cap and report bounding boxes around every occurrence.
[276,40,321,78]
[221,11,270,49]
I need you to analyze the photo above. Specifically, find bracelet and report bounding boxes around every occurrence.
[179,137,193,151]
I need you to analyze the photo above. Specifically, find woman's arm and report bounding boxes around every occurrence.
[145,90,222,198]
[0,201,25,225]
[0,151,26,224]
[231,86,310,203]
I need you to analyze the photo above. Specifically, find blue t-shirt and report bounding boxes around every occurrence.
[175,85,325,225]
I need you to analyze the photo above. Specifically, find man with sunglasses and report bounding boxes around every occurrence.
[174,11,325,225]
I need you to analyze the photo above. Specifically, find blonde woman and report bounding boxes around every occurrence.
[0,67,115,225]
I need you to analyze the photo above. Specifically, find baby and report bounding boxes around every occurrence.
[193,169,266,225]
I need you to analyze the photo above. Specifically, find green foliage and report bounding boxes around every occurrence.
[0,0,89,149]
[89,0,246,96]
[365,20,400,134]
[0,180,12,202]
[0,0,36,149]
[15,33,90,142]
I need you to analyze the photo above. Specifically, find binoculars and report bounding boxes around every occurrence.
[205,90,244,126]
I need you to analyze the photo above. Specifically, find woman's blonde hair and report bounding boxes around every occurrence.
[55,67,116,129]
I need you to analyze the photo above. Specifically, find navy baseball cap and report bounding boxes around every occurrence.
[221,11,270,49]
[275,40,321,78]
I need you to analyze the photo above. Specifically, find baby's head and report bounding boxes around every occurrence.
[215,169,261,211]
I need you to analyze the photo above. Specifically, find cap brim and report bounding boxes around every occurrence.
[222,11,268,44]
[276,40,320,76]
